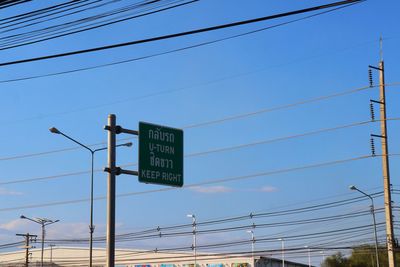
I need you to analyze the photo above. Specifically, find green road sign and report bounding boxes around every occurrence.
[138,122,183,187]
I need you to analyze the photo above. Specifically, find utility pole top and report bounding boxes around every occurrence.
[16,233,37,267]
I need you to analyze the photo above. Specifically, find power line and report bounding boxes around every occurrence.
[0,140,117,162]
[46,217,385,249]
[0,3,371,85]
[0,153,387,212]
[183,86,373,129]
[0,0,97,27]
[0,0,198,50]
[97,208,383,243]
[42,223,386,258]
[0,0,31,10]
[6,248,323,265]
[313,225,386,248]
[0,118,386,185]
[1,194,386,263]
[188,120,370,156]
[0,0,89,23]
[0,241,24,249]
[1,79,396,162]
[87,192,385,242]
[44,201,384,248]
[0,0,108,30]
[110,210,384,242]
[0,0,363,67]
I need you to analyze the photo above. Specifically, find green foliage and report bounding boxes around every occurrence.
[321,252,349,267]
[321,245,400,267]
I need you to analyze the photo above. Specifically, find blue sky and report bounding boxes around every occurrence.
[0,0,400,266]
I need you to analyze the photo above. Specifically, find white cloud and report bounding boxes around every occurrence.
[48,222,91,239]
[259,186,278,192]
[0,219,29,231]
[0,187,23,196]
[0,219,105,240]
[190,186,233,194]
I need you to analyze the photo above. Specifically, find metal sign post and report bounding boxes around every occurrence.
[104,115,184,267]
[106,114,116,267]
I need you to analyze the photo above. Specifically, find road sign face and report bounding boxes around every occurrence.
[138,122,183,187]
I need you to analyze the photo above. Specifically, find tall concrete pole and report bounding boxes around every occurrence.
[247,230,254,265]
[41,224,45,267]
[106,114,116,267]
[25,235,30,267]
[89,151,95,267]
[194,217,197,267]
[279,238,285,267]
[378,61,396,267]
[187,214,197,267]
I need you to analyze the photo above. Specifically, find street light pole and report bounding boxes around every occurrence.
[304,246,311,267]
[350,185,380,267]
[320,250,325,263]
[187,214,197,267]
[247,230,255,265]
[49,244,56,266]
[278,238,285,267]
[20,215,59,267]
[49,127,131,267]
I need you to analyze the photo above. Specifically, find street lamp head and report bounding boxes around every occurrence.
[20,215,26,219]
[38,218,59,224]
[246,230,253,234]
[124,142,133,147]
[349,185,357,190]
[187,214,195,218]
[49,127,61,134]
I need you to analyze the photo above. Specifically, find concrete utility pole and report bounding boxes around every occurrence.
[377,60,396,267]
[16,233,37,267]
[369,39,396,267]
[187,215,197,267]
[246,230,255,265]
[20,216,59,267]
[278,238,285,267]
[304,246,311,267]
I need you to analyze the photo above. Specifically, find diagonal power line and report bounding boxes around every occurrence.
[0,153,385,212]
[0,82,387,163]
[0,0,364,67]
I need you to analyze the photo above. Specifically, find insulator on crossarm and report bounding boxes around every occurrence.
[369,69,373,87]
[370,138,376,156]
[370,102,375,121]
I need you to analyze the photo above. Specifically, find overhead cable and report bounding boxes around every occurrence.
[0,119,385,184]
[0,153,386,212]
[0,2,370,83]
[0,1,198,50]
[0,0,364,67]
